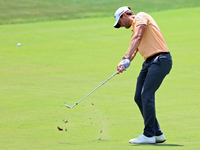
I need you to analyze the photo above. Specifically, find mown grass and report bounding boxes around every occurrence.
[0,6,200,149]
[1,0,200,150]
[0,0,200,25]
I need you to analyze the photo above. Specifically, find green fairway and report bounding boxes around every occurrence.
[0,4,200,150]
[0,0,200,25]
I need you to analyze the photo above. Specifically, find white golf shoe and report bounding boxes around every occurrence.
[155,134,166,143]
[129,134,156,144]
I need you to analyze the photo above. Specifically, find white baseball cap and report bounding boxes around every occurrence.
[114,6,130,28]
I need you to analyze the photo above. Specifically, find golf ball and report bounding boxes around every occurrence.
[17,43,21,47]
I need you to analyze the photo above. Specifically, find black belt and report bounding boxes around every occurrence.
[146,52,170,62]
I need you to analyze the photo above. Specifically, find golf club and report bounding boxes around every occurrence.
[65,70,119,109]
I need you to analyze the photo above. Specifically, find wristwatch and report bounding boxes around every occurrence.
[122,57,130,60]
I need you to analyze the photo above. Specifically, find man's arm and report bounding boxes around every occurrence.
[130,48,139,62]
[125,24,146,60]
[117,24,146,73]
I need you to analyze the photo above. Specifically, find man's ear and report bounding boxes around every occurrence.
[122,12,126,17]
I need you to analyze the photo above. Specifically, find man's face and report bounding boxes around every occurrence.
[118,14,132,29]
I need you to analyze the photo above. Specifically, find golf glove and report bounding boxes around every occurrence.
[122,57,130,71]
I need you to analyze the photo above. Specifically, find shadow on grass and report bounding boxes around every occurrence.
[154,144,184,147]
[131,143,184,147]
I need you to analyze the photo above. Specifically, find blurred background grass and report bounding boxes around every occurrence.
[1,0,200,149]
[0,0,200,25]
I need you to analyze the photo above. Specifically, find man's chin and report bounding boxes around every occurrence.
[125,25,131,29]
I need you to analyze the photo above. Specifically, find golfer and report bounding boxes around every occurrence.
[114,6,172,144]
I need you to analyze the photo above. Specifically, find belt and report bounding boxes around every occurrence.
[146,52,170,62]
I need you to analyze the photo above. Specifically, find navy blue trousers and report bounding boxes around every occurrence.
[134,52,172,137]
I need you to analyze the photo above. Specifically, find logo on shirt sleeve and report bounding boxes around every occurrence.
[137,14,142,21]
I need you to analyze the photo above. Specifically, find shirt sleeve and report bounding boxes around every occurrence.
[135,12,148,27]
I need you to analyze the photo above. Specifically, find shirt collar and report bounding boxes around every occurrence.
[131,18,136,32]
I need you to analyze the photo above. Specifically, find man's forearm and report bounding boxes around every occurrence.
[125,35,142,59]
[124,24,146,60]
[130,48,139,61]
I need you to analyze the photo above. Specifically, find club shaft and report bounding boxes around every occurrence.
[70,71,119,108]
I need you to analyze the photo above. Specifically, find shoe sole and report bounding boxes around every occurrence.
[129,140,165,144]
[156,139,166,143]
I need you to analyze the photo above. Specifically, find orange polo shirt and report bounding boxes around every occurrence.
[132,12,169,60]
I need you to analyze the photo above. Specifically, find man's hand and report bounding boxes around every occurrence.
[122,58,130,70]
[117,58,130,74]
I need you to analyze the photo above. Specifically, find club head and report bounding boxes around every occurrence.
[65,104,72,108]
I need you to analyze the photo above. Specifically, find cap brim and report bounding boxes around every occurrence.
[114,20,121,28]
[114,23,121,28]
